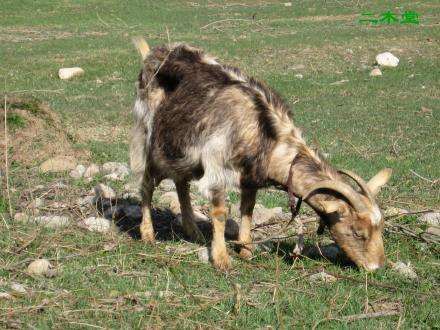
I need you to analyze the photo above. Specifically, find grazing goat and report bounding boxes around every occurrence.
[130,38,392,271]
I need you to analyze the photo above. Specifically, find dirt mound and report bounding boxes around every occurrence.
[0,96,89,168]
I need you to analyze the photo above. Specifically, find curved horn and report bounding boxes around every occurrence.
[338,169,373,201]
[303,180,367,213]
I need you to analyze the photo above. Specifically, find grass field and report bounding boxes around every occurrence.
[1,0,439,328]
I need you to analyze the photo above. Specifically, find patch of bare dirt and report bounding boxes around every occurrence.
[0,27,107,43]
[0,96,89,167]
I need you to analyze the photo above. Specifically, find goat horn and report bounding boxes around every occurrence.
[302,180,367,213]
[338,169,373,201]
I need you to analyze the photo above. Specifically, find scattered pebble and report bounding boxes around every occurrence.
[10,283,26,295]
[27,259,52,277]
[78,217,112,233]
[294,73,303,79]
[70,164,86,179]
[84,164,101,178]
[103,242,117,251]
[329,79,349,86]
[390,261,418,280]
[198,247,210,263]
[159,179,175,191]
[0,292,12,300]
[419,212,440,226]
[94,183,116,199]
[370,67,382,76]
[28,197,44,209]
[309,271,337,283]
[253,205,284,225]
[40,156,77,173]
[18,215,71,228]
[102,162,130,181]
[376,52,399,67]
[58,67,85,80]
[284,2,292,6]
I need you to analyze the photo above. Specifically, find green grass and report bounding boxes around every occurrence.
[1,0,439,328]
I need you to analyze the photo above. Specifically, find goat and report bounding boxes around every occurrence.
[130,38,392,271]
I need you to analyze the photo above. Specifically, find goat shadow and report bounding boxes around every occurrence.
[96,196,353,267]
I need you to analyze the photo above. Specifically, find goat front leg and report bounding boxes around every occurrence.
[210,190,231,271]
[238,188,257,260]
[175,181,205,244]
[140,175,155,243]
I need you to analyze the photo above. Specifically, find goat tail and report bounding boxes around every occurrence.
[132,36,150,60]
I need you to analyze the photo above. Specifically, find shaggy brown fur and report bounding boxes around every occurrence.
[130,40,392,271]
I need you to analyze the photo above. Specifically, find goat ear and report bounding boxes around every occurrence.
[367,168,392,196]
[320,201,341,214]
[132,37,150,60]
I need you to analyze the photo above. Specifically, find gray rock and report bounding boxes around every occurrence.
[28,197,44,209]
[10,283,26,295]
[94,183,116,199]
[419,212,440,226]
[391,261,417,280]
[159,192,180,213]
[76,195,95,208]
[376,52,399,67]
[84,164,101,178]
[159,179,175,191]
[40,156,77,173]
[58,67,84,80]
[22,215,71,228]
[426,226,440,237]
[69,164,86,179]
[78,217,112,233]
[27,259,52,276]
[102,162,130,181]
[370,67,382,76]
[198,247,210,263]
[253,205,283,225]
[309,271,337,283]
[0,292,12,300]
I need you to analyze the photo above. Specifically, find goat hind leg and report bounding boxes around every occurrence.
[175,181,205,244]
[210,190,231,271]
[140,175,155,243]
[238,188,257,260]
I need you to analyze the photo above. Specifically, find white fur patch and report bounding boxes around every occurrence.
[192,131,240,200]
[133,98,148,121]
[371,205,382,225]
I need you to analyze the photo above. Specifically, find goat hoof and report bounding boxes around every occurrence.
[239,248,253,260]
[212,251,232,271]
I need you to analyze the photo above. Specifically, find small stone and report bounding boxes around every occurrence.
[159,179,175,191]
[419,212,440,226]
[58,67,85,80]
[294,73,303,79]
[94,183,116,199]
[103,242,117,251]
[102,162,130,179]
[309,271,337,283]
[284,2,292,6]
[96,78,103,84]
[78,217,112,233]
[40,156,77,173]
[198,247,210,263]
[29,215,71,228]
[390,261,418,280]
[10,283,26,295]
[252,205,283,225]
[69,164,86,179]
[14,212,28,222]
[76,195,95,207]
[104,173,121,181]
[27,259,52,276]
[28,197,44,209]
[159,191,180,212]
[376,52,399,67]
[0,292,12,300]
[426,226,440,237]
[370,67,382,76]
[84,164,100,178]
